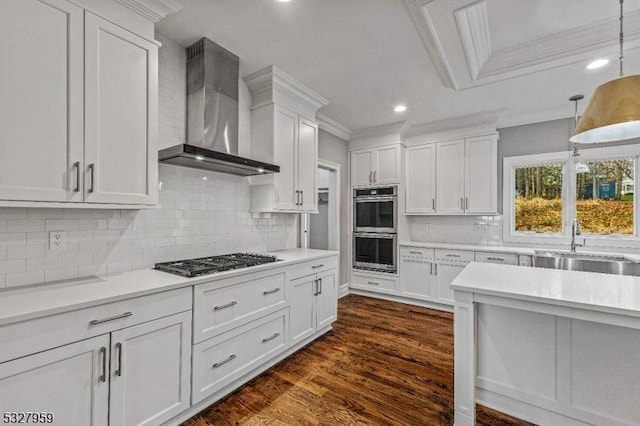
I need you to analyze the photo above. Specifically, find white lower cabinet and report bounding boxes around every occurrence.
[399,247,435,301]
[191,309,288,404]
[434,263,465,305]
[289,269,337,347]
[350,271,398,294]
[0,335,110,426]
[109,312,192,426]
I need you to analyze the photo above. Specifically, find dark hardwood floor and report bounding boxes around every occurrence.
[183,295,533,426]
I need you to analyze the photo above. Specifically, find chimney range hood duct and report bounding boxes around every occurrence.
[159,38,279,176]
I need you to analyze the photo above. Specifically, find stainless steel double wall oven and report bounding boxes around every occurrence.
[353,186,397,273]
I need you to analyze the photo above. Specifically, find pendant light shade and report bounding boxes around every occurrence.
[570,74,640,143]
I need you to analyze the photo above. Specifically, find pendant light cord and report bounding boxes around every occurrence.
[620,0,624,77]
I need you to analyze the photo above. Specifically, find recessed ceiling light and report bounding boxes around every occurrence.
[277,0,292,2]
[586,59,609,70]
[394,105,407,113]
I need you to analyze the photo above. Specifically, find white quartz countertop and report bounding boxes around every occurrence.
[399,241,536,255]
[0,248,338,326]
[452,262,640,317]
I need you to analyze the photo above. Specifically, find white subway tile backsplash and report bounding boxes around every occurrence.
[45,267,79,282]
[6,271,45,288]
[45,219,79,231]
[0,233,26,247]
[0,259,26,274]
[27,256,63,271]
[6,220,45,232]
[0,208,26,219]
[7,245,46,259]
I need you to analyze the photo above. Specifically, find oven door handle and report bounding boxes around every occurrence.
[355,196,396,203]
[354,232,396,239]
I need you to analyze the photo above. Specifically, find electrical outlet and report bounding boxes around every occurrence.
[49,231,66,252]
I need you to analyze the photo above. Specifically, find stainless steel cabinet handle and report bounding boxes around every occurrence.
[434,264,438,275]
[369,171,373,184]
[214,301,237,311]
[301,190,304,206]
[212,354,236,368]
[373,171,377,183]
[432,198,435,210]
[263,288,281,295]
[487,257,505,261]
[88,163,95,193]
[367,281,379,286]
[89,312,133,326]
[312,264,325,269]
[262,332,280,343]
[295,190,300,206]
[313,279,318,296]
[99,347,107,383]
[409,251,421,254]
[318,278,322,295]
[465,197,469,210]
[446,254,461,258]
[430,263,433,275]
[460,197,464,210]
[115,342,123,377]
[73,161,80,192]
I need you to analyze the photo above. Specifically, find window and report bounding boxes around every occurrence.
[504,145,640,245]
[514,164,563,233]
[575,158,634,235]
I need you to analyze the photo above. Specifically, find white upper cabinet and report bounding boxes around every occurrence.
[84,13,158,205]
[436,140,466,214]
[464,135,497,214]
[245,66,327,214]
[405,133,498,215]
[0,0,84,203]
[350,144,401,187]
[0,0,159,207]
[406,144,436,213]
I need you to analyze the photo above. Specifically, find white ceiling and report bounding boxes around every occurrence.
[156,0,640,134]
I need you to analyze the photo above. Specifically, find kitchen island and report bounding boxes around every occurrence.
[452,262,640,426]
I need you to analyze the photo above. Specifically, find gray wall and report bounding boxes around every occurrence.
[318,129,349,286]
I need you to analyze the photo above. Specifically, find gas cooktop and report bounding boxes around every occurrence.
[154,253,281,278]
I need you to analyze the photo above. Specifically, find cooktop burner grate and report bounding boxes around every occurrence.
[154,253,281,277]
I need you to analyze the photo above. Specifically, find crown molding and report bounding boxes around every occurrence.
[454,1,491,80]
[406,109,503,139]
[316,113,352,141]
[498,105,574,129]
[113,0,183,23]
[244,65,329,114]
[401,0,458,90]
[351,121,410,140]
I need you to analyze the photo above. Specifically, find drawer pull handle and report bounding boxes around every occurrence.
[487,257,505,261]
[262,332,280,343]
[99,347,107,383]
[115,342,123,377]
[318,278,322,295]
[409,251,422,254]
[89,312,132,326]
[312,264,325,269]
[263,288,281,295]
[446,254,461,258]
[73,161,80,192]
[367,281,379,286]
[214,301,237,311]
[213,354,236,368]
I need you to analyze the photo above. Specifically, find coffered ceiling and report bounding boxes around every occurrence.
[157,0,640,135]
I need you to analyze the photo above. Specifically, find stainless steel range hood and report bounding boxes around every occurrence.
[159,38,279,176]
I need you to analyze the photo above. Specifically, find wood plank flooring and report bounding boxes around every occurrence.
[183,295,533,426]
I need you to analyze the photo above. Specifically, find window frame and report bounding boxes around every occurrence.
[503,145,640,248]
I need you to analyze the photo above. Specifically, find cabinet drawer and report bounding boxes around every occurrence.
[474,252,518,265]
[435,249,474,263]
[192,309,289,404]
[193,269,287,343]
[0,287,191,364]
[288,255,338,281]
[400,246,435,262]
[350,272,398,294]
[518,255,533,267]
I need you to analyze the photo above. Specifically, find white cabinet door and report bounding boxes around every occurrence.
[289,275,317,346]
[109,312,191,426]
[0,335,110,426]
[273,106,299,211]
[297,116,318,212]
[351,150,373,187]
[84,12,158,205]
[400,260,434,301]
[374,145,400,185]
[435,263,465,305]
[0,0,84,202]
[465,136,497,214]
[315,270,337,330]
[436,140,465,214]
[406,145,436,213]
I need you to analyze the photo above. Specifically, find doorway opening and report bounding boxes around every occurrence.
[300,160,340,253]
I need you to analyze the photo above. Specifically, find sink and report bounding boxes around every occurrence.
[533,250,640,276]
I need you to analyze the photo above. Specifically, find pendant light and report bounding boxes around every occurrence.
[570,95,590,173]
[570,0,640,143]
